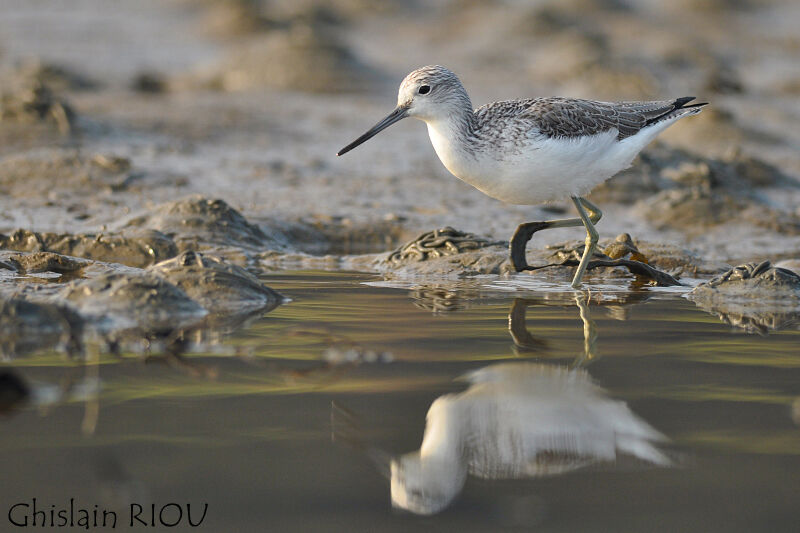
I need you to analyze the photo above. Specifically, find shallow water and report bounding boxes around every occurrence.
[1,271,799,532]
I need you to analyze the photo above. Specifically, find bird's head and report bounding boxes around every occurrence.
[396,65,469,121]
[337,65,470,156]
[390,451,467,515]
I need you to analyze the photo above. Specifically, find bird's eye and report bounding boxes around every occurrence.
[418,85,431,95]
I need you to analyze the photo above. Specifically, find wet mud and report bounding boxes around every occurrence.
[688,261,800,333]
[124,196,290,257]
[0,246,283,356]
[0,79,75,134]
[148,250,283,314]
[0,298,84,358]
[0,229,178,268]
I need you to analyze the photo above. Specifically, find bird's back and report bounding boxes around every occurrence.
[439,96,706,205]
[473,96,706,142]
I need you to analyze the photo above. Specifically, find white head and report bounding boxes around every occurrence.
[337,65,471,156]
[390,451,467,515]
[395,65,471,122]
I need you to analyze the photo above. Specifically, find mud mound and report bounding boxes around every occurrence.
[0,248,285,354]
[688,261,800,333]
[124,196,287,255]
[388,227,505,264]
[371,227,717,282]
[591,144,800,235]
[381,227,508,277]
[0,81,74,134]
[696,261,800,293]
[185,23,382,92]
[0,152,142,198]
[148,250,283,314]
[59,273,208,335]
[196,0,276,39]
[1,59,99,92]
[0,228,178,268]
[1,251,86,274]
[0,298,84,358]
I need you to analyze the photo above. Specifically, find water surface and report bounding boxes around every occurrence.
[1,271,799,532]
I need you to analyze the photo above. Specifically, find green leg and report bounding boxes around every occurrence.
[509,197,602,272]
[570,196,601,289]
[573,291,598,365]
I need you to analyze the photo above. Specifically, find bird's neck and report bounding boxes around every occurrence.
[426,98,476,140]
[420,397,466,461]
[424,105,478,178]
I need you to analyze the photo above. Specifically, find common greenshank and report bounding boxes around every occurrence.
[338,65,706,288]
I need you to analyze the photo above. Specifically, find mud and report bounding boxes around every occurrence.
[688,261,800,333]
[0,245,283,355]
[593,145,800,237]
[195,0,276,39]
[124,196,289,258]
[593,144,793,203]
[380,227,508,278]
[0,298,84,358]
[183,22,381,93]
[1,59,99,92]
[0,76,75,136]
[0,151,140,198]
[632,241,730,278]
[148,250,283,314]
[0,229,178,268]
[59,272,208,335]
[1,251,85,274]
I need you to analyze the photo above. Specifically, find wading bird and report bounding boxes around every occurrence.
[338,65,706,287]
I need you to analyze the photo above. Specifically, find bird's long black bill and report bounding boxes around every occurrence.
[337,105,408,156]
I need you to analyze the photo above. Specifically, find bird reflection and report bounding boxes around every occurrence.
[390,362,670,515]
[408,282,652,362]
[508,293,599,363]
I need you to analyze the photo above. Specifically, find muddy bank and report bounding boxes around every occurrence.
[183,23,383,93]
[148,250,282,314]
[367,227,724,284]
[688,261,800,333]
[592,144,800,236]
[0,298,84,358]
[0,228,177,269]
[0,150,183,198]
[0,79,75,135]
[124,196,284,254]
[0,248,284,358]
[179,0,386,93]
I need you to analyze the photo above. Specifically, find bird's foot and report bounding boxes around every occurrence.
[509,221,553,272]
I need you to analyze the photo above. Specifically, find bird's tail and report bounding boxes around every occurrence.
[645,96,708,127]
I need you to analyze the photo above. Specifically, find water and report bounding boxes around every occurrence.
[1,271,799,532]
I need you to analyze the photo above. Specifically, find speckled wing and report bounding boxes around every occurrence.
[518,97,703,140]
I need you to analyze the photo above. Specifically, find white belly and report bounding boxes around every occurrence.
[427,124,653,205]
